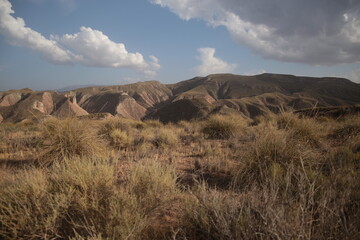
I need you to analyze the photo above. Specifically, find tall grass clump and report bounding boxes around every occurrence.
[225,117,360,239]
[99,117,141,136]
[39,118,104,165]
[50,158,147,239]
[98,117,144,149]
[183,183,247,240]
[151,128,179,149]
[0,157,148,240]
[0,169,59,239]
[232,126,308,189]
[328,115,360,141]
[201,114,247,139]
[276,111,321,142]
[127,159,178,211]
[109,128,133,149]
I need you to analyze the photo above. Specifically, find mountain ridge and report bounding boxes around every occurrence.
[1,73,359,123]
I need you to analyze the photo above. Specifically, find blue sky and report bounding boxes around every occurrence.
[0,0,359,91]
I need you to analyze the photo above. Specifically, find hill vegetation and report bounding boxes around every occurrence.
[0,111,359,239]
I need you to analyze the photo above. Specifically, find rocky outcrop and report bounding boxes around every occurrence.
[77,93,92,106]
[0,93,22,107]
[30,92,54,114]
[32,100,46,113]
[52,98,89,118]
[42,92,54,114]
[115,97,147,120]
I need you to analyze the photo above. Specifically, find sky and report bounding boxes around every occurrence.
[0,0,359,91]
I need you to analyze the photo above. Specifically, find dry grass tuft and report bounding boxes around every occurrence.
[201,114,247,139]
[143,119,163,128]
[328,115,360,141]
[151,128,179,148]
[38,118,105,166]
[127,159,178,211]
[276,111,322,142]
[109,128,133,149]
[0,157,148,240]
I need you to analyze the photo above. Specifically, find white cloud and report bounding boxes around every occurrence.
[0,0,160,76]
[55,27,149,69]
[151,0,360,65]
[349,69,360,83]
[0,0,74,64]
[196,48,236,75]
[244,69,266,76]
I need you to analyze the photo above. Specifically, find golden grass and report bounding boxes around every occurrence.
[0,113,359,240]
[38,118,105,166]
[201,114,248,139]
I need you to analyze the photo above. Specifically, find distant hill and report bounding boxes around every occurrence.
[1,73,359,123]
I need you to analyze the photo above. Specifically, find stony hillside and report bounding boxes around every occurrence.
[1,73,359,123]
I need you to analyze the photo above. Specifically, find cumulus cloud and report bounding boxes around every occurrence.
[151,0,360,65]
[0,0,74,64]
[0,0,160,76]
[196,48,236,75]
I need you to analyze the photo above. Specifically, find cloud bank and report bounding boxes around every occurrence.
[151,0,360,65]
[196,47,236,75]
[0,0,159,76]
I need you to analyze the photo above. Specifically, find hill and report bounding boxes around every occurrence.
[0,73,359,123]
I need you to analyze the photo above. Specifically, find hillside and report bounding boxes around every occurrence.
[1,73,359,123]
